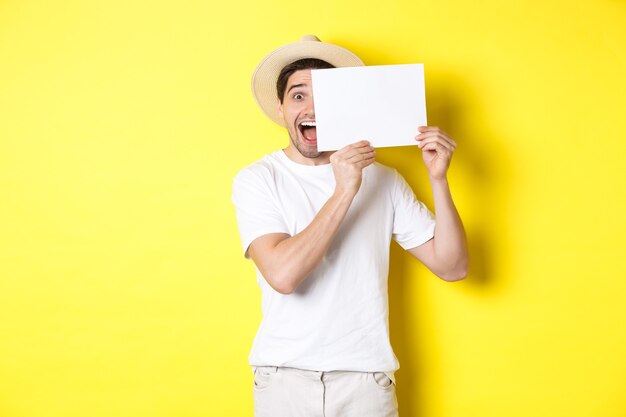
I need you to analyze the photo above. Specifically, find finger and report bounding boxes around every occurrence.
[415,131,456,148]
[421,141,452,156]
[417,126,443,134]
[417,126,455,146]
[338,140,371,153]
[334,142,370,158]
[354,155,376,169]
[418,126,449,135]
[346,149,376,162]
[416,133,456,149]
[417,136,454,152]
[340,146,375,160]
[416,135,456,152]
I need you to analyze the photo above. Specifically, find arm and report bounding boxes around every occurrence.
[248,141,376,294]
[407,126,469,281]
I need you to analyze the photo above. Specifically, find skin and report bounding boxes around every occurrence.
[278,70,327,162]
[248,69,469,294]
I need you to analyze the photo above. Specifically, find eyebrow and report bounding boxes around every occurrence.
[287,83,307,94]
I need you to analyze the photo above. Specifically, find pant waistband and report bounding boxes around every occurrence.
[251,366,396,384]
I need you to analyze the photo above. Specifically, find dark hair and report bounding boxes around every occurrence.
[276,58,335,103]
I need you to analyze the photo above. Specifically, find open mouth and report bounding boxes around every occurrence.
[298,120,317,144]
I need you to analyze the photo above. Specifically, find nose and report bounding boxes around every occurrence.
[305,97,316,116]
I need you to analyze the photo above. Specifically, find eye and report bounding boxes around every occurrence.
[293,93,304,100]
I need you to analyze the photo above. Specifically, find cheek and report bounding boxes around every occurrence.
[286,107,301,121]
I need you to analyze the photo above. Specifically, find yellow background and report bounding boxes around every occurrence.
[1,0,625,416]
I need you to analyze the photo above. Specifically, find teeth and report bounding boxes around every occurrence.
[300,121,316,127]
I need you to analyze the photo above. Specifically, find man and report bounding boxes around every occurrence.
[232,35,469,417]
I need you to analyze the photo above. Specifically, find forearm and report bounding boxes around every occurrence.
[430,176,469,280]
[249,141,375,294]
[259,189,356,293]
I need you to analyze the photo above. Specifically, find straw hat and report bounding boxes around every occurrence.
[251,35,365,126]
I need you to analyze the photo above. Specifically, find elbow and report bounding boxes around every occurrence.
[272,282,297,295]
[264,271,298,295]
[438,260,469,282]
[441,268,468,282]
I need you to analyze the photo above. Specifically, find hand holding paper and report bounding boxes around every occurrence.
[329,140,376,196]
[311,64,427,151]
[415,126,457,180]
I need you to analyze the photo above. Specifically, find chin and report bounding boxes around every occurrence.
[300,149,322,159]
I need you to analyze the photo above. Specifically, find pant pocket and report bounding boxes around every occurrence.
[371,371,394,389]
[253,366,278,390]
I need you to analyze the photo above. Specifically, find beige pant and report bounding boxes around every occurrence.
[252,366,399,417]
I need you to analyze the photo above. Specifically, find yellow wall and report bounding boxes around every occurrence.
[1,0,625,416]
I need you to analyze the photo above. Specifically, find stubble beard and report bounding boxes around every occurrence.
[288,125,322,159]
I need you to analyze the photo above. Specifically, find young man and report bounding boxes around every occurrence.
[232,35,469,417]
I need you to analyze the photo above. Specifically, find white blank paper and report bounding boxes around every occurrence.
[311,64,427,151]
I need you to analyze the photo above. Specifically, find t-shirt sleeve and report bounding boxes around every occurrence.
[391,170,436,250]
[232,167,290,258]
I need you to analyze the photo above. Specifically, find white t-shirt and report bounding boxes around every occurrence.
[232,150,435,377]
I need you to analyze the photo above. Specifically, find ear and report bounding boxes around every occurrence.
[276,97,284,119]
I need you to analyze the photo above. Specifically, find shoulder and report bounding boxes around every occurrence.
[358,162,403,203]
[233,151,282,186]
[365,161,401,184]
[370,161,397,175]
[365,162,419,205]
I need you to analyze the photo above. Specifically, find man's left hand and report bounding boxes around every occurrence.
[415,126,456,180]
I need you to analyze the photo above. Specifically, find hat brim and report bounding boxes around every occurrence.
[251,39,364,127]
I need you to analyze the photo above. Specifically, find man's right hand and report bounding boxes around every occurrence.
[329,141,376,196]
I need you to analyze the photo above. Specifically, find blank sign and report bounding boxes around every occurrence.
[312,64,427,151]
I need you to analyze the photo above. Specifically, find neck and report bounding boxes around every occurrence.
[283,145,332,166]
